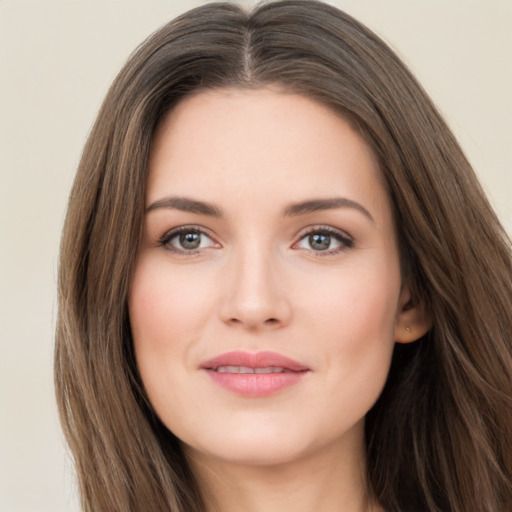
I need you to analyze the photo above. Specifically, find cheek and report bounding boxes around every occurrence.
[304,262,400,343]
[128,257,215,410]
[300,258,401,401]
[129,257,213,351]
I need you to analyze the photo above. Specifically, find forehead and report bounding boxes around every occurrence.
[147,87,388,216]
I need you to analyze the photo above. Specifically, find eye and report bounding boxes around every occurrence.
[159,227,219,253]
[294,227,353,254]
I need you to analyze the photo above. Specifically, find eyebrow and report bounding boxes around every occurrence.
[146,196,223,217]
[146,195,374,223]
[284,197,374,222]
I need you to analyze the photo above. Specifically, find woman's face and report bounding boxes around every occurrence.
[129,87,415,467]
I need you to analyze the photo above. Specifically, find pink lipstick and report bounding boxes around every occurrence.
[200,351,309,396]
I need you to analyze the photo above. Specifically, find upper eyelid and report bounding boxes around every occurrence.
[160,224,215,239]
[294,224,353,241]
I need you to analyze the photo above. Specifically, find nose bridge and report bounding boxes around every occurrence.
[220,236,291,329]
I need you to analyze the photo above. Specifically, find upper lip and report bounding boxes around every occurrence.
[200,351,309,372]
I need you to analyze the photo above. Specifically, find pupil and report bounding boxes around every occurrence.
[179,232,200,249]
[309,233,330,251]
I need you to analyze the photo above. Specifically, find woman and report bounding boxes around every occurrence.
[55,1,512,511]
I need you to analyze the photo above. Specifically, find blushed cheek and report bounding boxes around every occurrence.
[129,273,168,351]
[128,264,183,413]
[128,259,214,359]
[351,286,398,339]
[317,274,399,371]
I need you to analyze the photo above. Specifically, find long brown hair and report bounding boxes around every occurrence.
[55,1,512,510]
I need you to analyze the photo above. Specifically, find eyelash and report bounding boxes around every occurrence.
[158,225,217,255]
[294,225,354,256]
[158,225,354,256]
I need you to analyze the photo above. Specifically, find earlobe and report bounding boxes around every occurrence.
[394,286,431,344]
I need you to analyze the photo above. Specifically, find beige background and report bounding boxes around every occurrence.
[0,1,510,510]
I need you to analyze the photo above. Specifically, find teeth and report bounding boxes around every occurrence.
[215,366,286,374]
[255,367,285,374]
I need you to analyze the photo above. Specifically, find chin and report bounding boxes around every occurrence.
[186,436,312,468]
[178,416,363,469]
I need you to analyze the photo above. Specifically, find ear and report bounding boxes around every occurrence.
[394,284,431,343]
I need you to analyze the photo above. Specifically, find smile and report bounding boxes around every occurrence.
[201,351,309,396]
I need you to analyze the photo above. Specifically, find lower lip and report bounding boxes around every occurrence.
[204,370,307,397]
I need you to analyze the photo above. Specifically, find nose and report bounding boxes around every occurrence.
[219,247,293,330]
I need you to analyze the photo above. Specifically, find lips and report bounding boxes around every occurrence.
[200,351,309,396]
[201,350,309,372]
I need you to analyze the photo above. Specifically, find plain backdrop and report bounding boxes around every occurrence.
[0,1,511,510]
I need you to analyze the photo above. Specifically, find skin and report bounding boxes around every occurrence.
[129,87,429,512]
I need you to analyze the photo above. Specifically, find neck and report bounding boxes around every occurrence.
[185,424,383,512]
